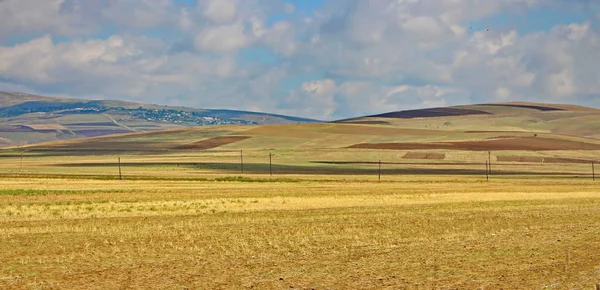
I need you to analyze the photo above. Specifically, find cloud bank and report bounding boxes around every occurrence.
[0,0,599,119]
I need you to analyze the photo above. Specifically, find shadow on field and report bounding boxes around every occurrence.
[50,161,583,176]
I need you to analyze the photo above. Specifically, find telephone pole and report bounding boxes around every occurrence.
[118,157,122,180]
[240,150,244,174]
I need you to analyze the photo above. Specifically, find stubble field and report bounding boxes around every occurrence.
[3,106,600,289]
[1,171,600,289]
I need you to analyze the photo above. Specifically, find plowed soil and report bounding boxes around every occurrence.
[348,137,600,151]
[173,136,250,150]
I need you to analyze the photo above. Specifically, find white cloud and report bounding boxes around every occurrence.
[201,0,238,25]
[98,0,175,29]
[400,16,445,41]
[469,30,518,55]
[194,23,254,53]
[260,21,297,56]
[0,33,247,103]
[0,0,599,120]
[276,79,470,119]
[0,0,91,40]
[281,79,337,119]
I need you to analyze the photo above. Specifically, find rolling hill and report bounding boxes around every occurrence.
[337,102,600,139]
[18,101,600,155]
[5,101,600,177]
[0,92,319,147]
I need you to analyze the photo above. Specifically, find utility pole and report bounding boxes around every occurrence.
[485,160,489,181]
[269,152,272,176]
[378,160,382,181]
[240,150,244,174]
[118,157,122,180]
[593,161,596,181]
[20,146,24,171]
[488,151,492,176]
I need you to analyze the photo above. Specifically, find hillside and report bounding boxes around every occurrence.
[0,92,319,147]
[337,102,600,139]
[17,101,600,157]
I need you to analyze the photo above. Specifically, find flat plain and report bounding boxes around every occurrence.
[2,102,600,289]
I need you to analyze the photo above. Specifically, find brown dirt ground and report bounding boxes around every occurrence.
[348,137,600,151]
[402,152,446,160]
[173,136,250,150]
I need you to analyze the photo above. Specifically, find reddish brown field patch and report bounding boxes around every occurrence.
[348,137,600,151]
[173,136,250,150]
[402,152,446,160]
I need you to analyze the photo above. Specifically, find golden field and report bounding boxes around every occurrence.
[2,102,600,289]
[1,174,600,289]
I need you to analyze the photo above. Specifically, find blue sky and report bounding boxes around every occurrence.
[0,0,599,120]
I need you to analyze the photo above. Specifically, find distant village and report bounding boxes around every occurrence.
[125,108,255,125]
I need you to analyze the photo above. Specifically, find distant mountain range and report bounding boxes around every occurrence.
[0,92,319,147]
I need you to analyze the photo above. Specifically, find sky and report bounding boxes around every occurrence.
[0,0,599,120]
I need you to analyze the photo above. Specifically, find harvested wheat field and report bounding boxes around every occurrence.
[1,175,600,289]
[3,101,600,289]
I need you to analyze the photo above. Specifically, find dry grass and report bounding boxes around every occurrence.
[1,177,600,289]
